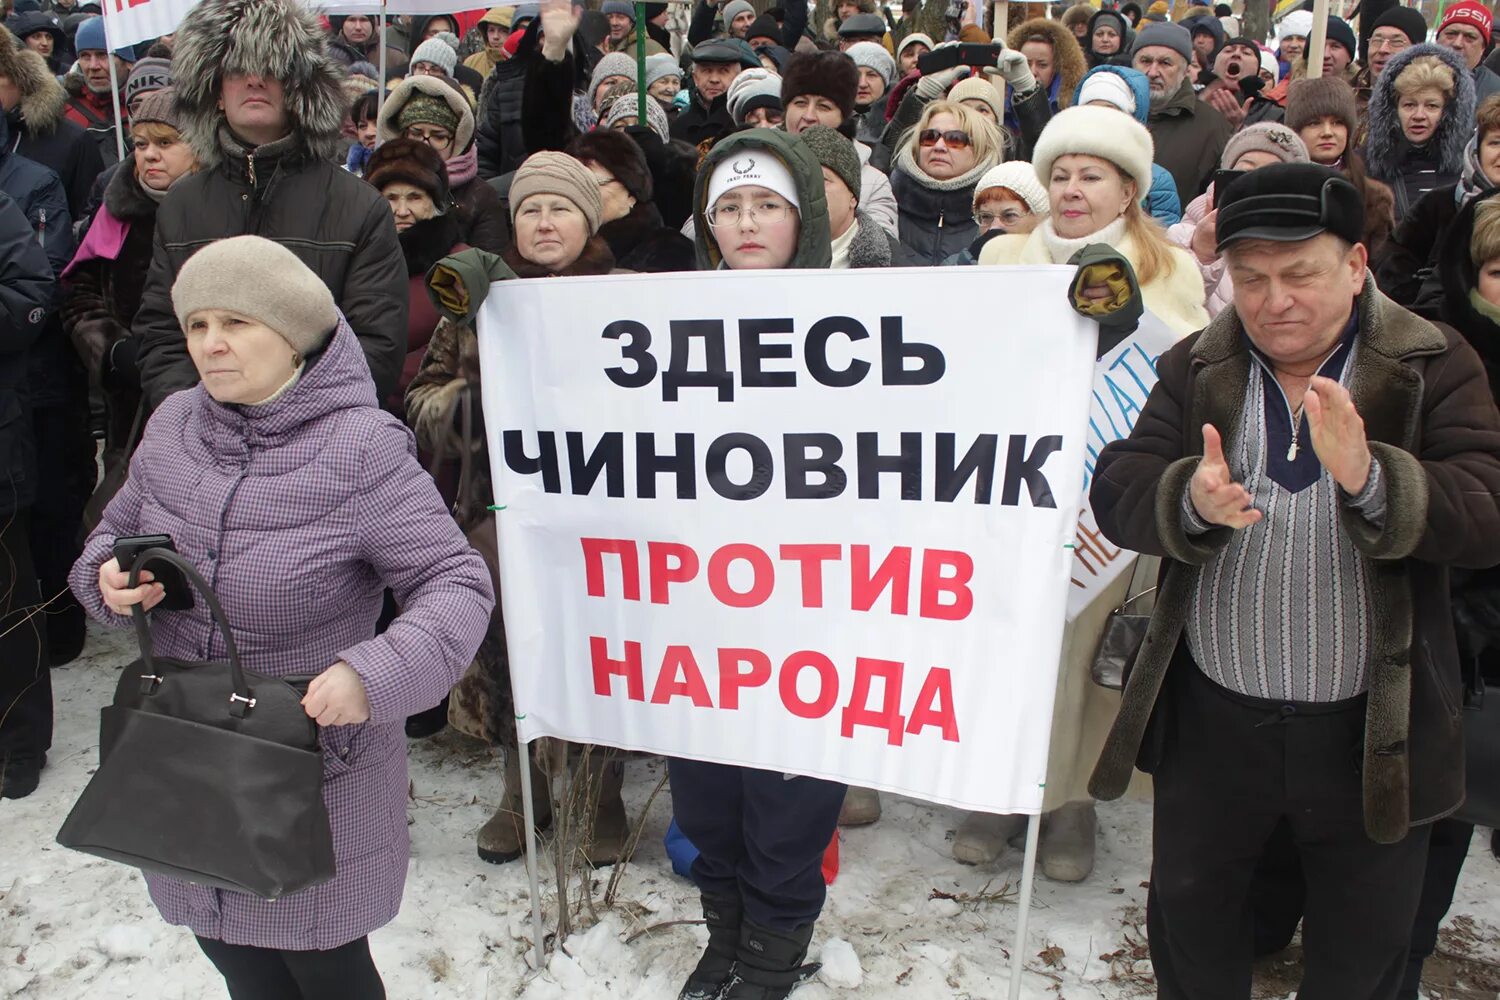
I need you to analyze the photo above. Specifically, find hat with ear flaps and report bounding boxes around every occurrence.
[169,0,349,166]
[172,235,338,358]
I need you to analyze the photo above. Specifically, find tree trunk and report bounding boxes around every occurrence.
[1241,0,1272,44]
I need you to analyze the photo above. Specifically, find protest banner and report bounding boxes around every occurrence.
[1066,314,1179,619]
[478,267,1098,817]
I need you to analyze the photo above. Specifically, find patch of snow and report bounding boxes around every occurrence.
[816,936,862,988]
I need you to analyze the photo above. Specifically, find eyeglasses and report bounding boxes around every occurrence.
[706,200,791,227]
[918,128,971,149]
[973,209,1028,228]
[404,127,453,149]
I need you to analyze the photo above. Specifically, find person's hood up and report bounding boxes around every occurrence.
[1180,12,1225,50]
[1074,64,1151,123]
[1006,17,1087,110]
[5,11,64,48]
[376,74,476,153]
[0,27,67,135]
[406,15,456,57]
[692,127,830,270]
[170,0,349,166]
[1366,43,1476,180]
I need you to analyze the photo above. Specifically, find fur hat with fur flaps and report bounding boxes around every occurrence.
[0,28,68,136]
[566,128,653,204]
[365,137,451,207]
[781,50,857,123]
[170,0,350,166]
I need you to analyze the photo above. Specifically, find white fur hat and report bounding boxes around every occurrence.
[1277,10,1313,43]
[972,161,1050,217]
[1030,105,1155,199]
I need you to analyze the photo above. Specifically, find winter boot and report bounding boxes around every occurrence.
[0,752,44,800]
[837,786,881,827]
[952,811,1027,865]
[582,753,629,868]
[1038,800,1097,883]
[720,921,820,1000]
[476,750,552,864]
[677,893,743,1000]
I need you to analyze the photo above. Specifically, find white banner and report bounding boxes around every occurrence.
[479,267,1098,815]
[97,0,446,49]
[1065,313,1179,620]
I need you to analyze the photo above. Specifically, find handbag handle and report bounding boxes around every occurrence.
[1115,585,1158,614]
[126,547,253,715]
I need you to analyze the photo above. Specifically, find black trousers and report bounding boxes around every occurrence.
[195,936,385,1000]
[1149,664,1431,1000]
[669,757,846,932]
[0,508,51,764]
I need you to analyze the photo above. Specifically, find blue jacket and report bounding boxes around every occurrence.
[1073,65,1183,226]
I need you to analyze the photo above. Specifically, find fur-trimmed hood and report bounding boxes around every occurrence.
[1007,18,1087,111]
[0,28,67,136]
[376,74,476,153]
[170,0,350,166]
[1366,43,1475,181]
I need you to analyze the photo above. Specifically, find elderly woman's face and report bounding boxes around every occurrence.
[1048,153,1135,239]
[1397,87,1447,146]
[586,160,636,224]
[917,111,977,180]
[649,75,681,101]
[516,193,591,272]
[132,127,196,192]
[186,309,301,405]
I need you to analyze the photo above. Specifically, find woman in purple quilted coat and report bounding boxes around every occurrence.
[68,235,494,998]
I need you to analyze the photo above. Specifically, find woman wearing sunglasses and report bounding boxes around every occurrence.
[890,100,1006,264]
[979,105,1207,336]
[672,128,843,1000]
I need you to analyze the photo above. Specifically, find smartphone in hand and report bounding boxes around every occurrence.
[112,535,195,612]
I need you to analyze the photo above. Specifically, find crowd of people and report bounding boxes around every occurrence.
[1,0,1499,998]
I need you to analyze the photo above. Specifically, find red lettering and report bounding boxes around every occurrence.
[581,537,641,600]
[840,657,907,745]
[777,650,839,719]
[850,545,911,615]
[647,541,699,605]
[778,543,842,608]
[718,647,773,709]
[650,645,714,707]
[906,667,960,742]
[919,549,974,621]
[589,635,644,700]
[707,543,775,608]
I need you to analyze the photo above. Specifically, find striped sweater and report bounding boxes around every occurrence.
[1181,323,1388,702]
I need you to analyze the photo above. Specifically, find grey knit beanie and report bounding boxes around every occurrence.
[130,86,182,132]
[509,151,604,235]
[590,51,639,99]
[646,52,681,88]
[724,0,755,26]
[845,41,895,86]
[1219,121,1309,169]
[798,124,861,200]
[410,36,457,76]
[1130,21,1192,60]
[172,236,337,357]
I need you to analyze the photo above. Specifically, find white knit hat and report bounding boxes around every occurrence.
[1031,105,1155,199]
[1076,72,1136,116]
[846,41,896,86]
[896,32,934,61]
[1277,9,1313,44]
[727,68,784,124]
[706,149,801,214]
[1259,47,1279,84]
[972,161,1050,217]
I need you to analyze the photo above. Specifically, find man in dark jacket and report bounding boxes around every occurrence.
[1130,22,1233,204]
[476,17,542,180]
[671,37,757,147]
[0,188,59,800]
[1087,163,1500,999]
[0,27,106,217]
[132,0,406,409]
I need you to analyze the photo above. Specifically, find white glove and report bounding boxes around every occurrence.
[995,48,1036,93]
[915,64,970,100]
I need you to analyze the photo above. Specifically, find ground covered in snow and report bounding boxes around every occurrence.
[5,626,1500,999]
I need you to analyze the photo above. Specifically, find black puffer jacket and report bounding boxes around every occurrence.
[0,41,104,217]
[477,20,542,179]
[889,155,992,264]
[133,128,407,408]
[0,189,57,516]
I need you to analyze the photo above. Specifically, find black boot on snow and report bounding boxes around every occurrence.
[678,894,743,1000]
[719,920,821,1000]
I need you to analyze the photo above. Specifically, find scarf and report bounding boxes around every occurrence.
[246,362,306,406]
[830,218,858,269]
[892,141,996,192]
[1037,215,1128,265]
[446,144,478,187]
[1456,133,1496,208]
[346,142,374,176]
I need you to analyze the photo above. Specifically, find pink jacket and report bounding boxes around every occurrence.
[1166,187,1234,319]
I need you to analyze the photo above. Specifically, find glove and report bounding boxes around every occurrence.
[993,48,1036,93]
[426,248,519,325]
[915,64,970,100]
[1067,243,1143,350]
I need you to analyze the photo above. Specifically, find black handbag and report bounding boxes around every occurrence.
[1091,586,1157,691]
[1457,670,1500,828]
[56,547,336,900]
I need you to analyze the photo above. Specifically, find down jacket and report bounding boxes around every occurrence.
[0,190,56,517]
[1365,44,1477,221]
[69,315,494,950]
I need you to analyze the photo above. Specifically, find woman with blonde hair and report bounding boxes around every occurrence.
[1365,44,1476,221]
[890,99,1006,263]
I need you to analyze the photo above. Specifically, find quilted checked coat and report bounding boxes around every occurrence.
[69,314,494,950]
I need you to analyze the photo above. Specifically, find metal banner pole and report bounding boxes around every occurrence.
[98,3,127,162]
[1006,812,1043,1000]
[515,737,548,970]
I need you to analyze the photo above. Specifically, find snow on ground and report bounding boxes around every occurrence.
[4,624,1500,999]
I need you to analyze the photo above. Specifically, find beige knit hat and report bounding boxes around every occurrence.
[172,236,337,357]
[947,76,1004,125]
[509,151,604,235]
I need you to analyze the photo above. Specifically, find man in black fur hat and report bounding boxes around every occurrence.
[131,0,406,409]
